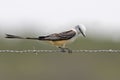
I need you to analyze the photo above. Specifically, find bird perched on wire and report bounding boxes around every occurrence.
[5,24,86,53]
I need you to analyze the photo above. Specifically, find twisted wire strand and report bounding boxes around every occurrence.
[0,49,120,53]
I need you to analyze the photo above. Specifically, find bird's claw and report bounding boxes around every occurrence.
[59,47,72,53]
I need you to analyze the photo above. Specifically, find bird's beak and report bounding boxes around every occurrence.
[78,26,86,37]
[81,32,86,37]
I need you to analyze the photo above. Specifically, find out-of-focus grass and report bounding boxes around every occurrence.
[0,38,120,80]
[0,37,120,50]
[0,52,120,80]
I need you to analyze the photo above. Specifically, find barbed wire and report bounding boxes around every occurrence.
[0,49,120,53]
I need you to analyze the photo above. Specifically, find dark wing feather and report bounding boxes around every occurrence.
[39,30,76,41]
[58,30,76,40]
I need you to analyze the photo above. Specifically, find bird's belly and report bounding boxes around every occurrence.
[48,40,68,46]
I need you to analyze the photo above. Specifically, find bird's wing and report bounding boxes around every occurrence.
[39,30,76,41]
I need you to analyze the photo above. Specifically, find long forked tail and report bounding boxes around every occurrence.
[5,34,39,40]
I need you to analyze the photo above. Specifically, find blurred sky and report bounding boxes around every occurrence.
[0,0,120,41]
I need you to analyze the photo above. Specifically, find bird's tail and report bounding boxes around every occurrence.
[5,34,39,40]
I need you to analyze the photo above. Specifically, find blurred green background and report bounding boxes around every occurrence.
[0,0,120,79]
[0,37,120,80]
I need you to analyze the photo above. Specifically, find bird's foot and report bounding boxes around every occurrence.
[68,49,72,53]
[58,47,66,52]
[58,47,72,53]
[65,48,72,53]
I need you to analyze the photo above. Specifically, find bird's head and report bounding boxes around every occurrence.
[75,24,86,37]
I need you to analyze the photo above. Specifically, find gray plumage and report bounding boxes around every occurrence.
[39,30,76,41]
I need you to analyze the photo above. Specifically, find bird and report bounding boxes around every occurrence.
[5,24,86,53]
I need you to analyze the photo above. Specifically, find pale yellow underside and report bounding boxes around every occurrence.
[48,40,68,46]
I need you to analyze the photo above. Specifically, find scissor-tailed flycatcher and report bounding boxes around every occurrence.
[5,24,86,53]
